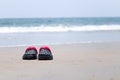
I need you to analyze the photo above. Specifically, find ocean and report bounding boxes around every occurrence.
[0,17,120,47]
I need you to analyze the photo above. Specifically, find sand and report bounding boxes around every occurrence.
[0,42,120,80]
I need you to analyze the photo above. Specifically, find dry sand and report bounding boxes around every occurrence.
[0,42,120,80]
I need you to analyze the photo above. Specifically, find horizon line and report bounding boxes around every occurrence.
[0,16,120,19]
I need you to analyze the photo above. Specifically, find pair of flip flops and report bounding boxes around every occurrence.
[23,46,53,60]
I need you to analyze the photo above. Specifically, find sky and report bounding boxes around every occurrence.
[0,0,120,18]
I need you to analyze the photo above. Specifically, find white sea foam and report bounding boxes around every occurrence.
[0,25,120,33]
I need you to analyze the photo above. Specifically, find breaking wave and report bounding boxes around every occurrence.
[0,25,120,33]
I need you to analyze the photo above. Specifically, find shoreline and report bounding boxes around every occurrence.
[0,42,120,80]
[0,31,120,47]
[0,41,120,47]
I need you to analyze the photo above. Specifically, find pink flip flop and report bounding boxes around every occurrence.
[23,46,38,60]
[38,46,53,60]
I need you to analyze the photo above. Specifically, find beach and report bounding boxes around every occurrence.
[0,42,120,80]
[0,17,120,80]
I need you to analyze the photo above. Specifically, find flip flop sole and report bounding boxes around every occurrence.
[38,54,53,60]
[23,54,37,60]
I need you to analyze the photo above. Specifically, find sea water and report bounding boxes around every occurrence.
[0,17,120,47]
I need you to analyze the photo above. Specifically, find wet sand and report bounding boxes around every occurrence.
[0,42,120,80]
